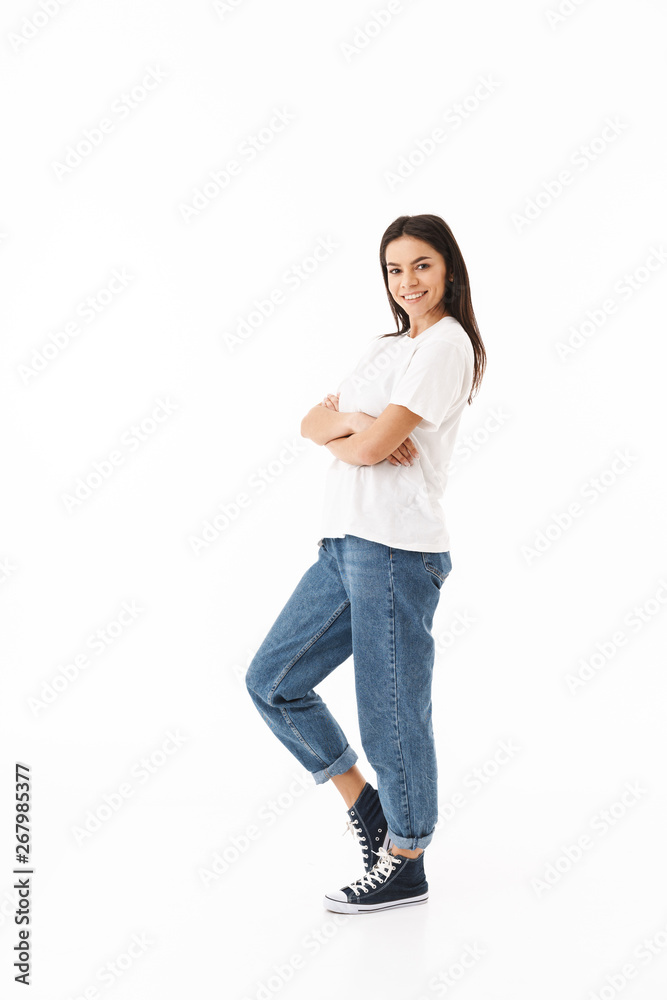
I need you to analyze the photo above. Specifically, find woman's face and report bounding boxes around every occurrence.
[385,236,448,321]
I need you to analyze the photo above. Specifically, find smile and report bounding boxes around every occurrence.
[402,291,427,301]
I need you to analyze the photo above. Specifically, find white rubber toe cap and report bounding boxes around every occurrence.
[324,889,347,903]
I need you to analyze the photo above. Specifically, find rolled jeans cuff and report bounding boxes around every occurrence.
[387,827,435,851]
[311,744,358,785]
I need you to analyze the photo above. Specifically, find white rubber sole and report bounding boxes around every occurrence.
[323,891,429,914]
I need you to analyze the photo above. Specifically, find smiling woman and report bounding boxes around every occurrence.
[245,213,487,915]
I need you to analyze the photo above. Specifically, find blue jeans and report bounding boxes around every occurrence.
[245,533,451,850]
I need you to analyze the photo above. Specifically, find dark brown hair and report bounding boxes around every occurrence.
[378,214,486,404]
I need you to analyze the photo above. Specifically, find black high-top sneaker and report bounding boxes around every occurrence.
[324,846,429,914]
[342,782,390,873]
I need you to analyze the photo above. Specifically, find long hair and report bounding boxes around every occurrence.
[378,214,486,404]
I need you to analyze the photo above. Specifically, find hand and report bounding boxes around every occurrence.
[351,412,418,467]
[387,436,419,467]
[320,393,340,411]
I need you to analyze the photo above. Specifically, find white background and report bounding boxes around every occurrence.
[1,0,667,998]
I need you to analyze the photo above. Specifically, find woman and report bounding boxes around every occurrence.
[246,213,486,913]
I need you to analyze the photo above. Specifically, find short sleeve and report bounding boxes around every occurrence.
[389,340,469,430]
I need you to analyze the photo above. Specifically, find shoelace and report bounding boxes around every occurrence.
[342,816,369,863]
[344,846,401,897]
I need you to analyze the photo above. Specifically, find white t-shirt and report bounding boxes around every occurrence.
[317,315,474,553]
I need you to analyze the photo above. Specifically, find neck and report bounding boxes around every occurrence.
[408,309,449,338]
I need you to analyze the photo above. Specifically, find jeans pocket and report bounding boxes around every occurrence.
[421,550,452,587]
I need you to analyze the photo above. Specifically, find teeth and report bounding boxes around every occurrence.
[404,291,426,300]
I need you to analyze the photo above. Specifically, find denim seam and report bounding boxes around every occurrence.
[387,825,434,850]
[267,597,351,705]
[318,744,357,782]
[267,598,351,765]
[388,548,412,840]
[421,552,447,582]
[279,706,328,766]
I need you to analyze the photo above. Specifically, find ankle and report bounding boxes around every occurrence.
[332,766,367,809]
[390,845,423,859]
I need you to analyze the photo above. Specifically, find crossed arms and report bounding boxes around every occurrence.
[300,393,422,468]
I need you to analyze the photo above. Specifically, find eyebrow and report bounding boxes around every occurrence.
[385,256,433,266]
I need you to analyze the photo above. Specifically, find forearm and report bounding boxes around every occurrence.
[325,432,373,466]
[300,405,359,446]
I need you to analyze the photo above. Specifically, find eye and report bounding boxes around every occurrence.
[387,263,430,274]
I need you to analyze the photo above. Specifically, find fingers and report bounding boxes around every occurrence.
[387,437,420,467]
[404,436,419,459]
[388,447,408,466]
